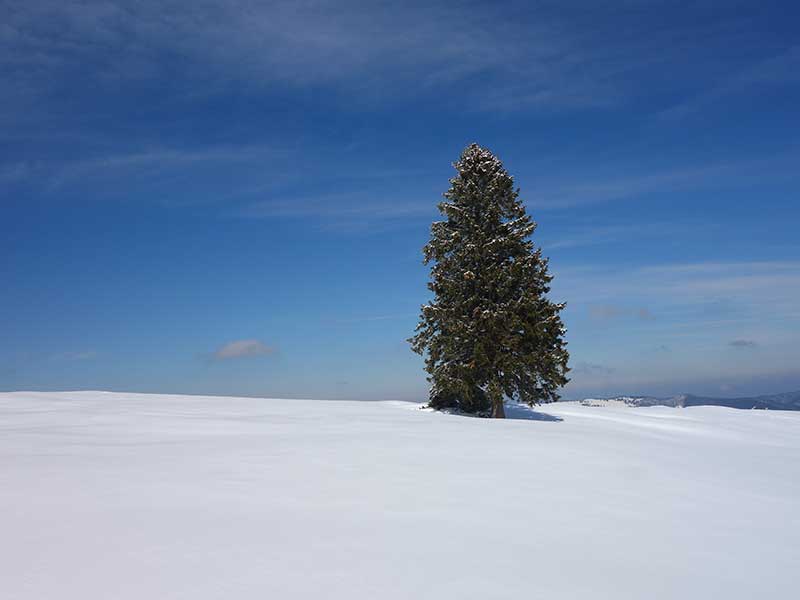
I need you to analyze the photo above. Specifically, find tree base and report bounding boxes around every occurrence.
[490,401,506,418]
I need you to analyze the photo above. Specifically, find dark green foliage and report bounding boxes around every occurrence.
[429,383,488,414]
[409,143,570,417]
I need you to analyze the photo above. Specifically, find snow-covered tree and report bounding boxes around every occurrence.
[409,143,569,418]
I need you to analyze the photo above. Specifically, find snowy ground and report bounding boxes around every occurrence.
[1,391,798,599]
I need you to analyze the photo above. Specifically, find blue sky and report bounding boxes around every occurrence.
[2,0,799,400]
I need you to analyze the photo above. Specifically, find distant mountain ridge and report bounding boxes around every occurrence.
[578,391,800,411]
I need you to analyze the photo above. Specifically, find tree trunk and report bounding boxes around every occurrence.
[488,380,505,418]
[491,398,506,418]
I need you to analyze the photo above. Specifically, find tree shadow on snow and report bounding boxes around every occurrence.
[430,402,563,422]
[504,403,563,422]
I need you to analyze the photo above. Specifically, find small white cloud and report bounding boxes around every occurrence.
[637,308,655,321]
[729,339,758,349]
[588,305,623,320]
[213,339,274,360]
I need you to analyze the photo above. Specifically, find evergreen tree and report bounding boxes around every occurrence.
[409,143,569,418]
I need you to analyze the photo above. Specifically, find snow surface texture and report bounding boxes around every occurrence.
[1,391,798,599]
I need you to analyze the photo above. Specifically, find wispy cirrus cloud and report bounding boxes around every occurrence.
[212,339,274,361]
[44,145,284,190]
[558,260,800,311]
[550,261,800,397]
[0,144,290,206]
[3,0,787,116]
[589,305,654,322]
[0,162,33,184]
[328,314,412,325]
[557,261,800,385]
[572,362,615,376]
[0,1,584,113]
[658,46,800,121]
[4,1,797,228]
[544,225,644,250]
[238,191,435,231]
[529,153,800,209]
[541,222,716,250]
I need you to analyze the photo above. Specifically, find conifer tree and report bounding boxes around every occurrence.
[409,143,569,418]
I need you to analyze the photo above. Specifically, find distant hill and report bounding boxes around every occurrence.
[579,391,800,411]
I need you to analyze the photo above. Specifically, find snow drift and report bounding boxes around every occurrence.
[1,391,798,599]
